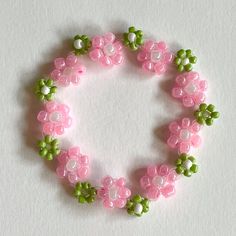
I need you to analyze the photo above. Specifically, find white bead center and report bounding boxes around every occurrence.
[152,176,165,187]
[66,159,78,172]
[151,50,161,63]
[128,32,136,43]
[134,203,143,215]
[180,129,191,141]
[103,43,116,56]
[182,160,192,170]
[184,82,197,95]
[74,39,84,49]
[182,58,189,65]
[49,111,62,122]
[108,185,118,201]
[41,86,50,95]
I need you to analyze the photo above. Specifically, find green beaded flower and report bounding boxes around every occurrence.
[176,153,198,177]
[194,103,220,126]
[174,49,197,72]
[35,78,57,101]
[74,182,97,204]
[123,26,144,50]
[126,195,149,217]
[73,34,91,55]
[37,135,60,160]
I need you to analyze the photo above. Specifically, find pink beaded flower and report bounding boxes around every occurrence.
[89,32,123,66]
[37,101,72,136]
[137,40,173,75]
[140,164,177,200]
[56,147,89,184]
[50,54,86,86]
[97,176,131,208]
[167,118,201,153]
[172,71,207,107]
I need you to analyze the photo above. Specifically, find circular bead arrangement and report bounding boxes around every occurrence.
[34,26,220,217]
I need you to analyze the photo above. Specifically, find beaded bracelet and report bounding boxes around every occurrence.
[35,26,220,217]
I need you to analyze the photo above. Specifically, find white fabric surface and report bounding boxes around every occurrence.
[0,0,235,235]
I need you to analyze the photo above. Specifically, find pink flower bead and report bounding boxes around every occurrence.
[167,118,202,154]
[97,176,131,208]
[89,32,123,66]
[37,101,72,136]
[56,147,89,184]
[172,71,207,107]
[140,164,177,200]
[50,54,86,86]
[137,40,173,75]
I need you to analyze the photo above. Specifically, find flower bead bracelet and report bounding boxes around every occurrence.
[34,26,220,217]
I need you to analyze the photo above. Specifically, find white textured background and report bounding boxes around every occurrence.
[0,0,235,235]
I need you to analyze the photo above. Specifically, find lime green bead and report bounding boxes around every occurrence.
[177,49,186,58]
[185,63,192,72]
[175,49,197,72]
[212,112,220,118]
[126,195,149,217]
[206,118,213,126]
[200,103,207,111]
[74,182,97,204]
[129,26,135,32]
[207,104,215,112]
[35,77,57,102]
[39,148,48,157]
[37,136,60,161]
[123,26,144,50]
[194,103,219,126]
[73,34,91,55]
[175,153,198,177]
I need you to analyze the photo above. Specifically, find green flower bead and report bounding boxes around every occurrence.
[194,103,220,126]
[123,26,144,50]
[37,135,60,160]
[176,153,198,177]
[74,182,97,204]
[35,78,57,102]
[126,195,149,217]
[174,49,197,72]
[73,34,91,55]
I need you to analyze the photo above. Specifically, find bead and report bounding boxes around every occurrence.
[73,34,91,55]
[128,32,136,42]
[137,40,172,75]
[123,26,144,50]
[126,195,149,217]
[98,176,131,209]
[35,78,57,101]
[74,39,84,49]
[167,118,202,153]
[174,49,197,72]
[89,33,123,67]
[194,103,220,126]
[56,147,90,184]
[140,164,177,200]
[50,55,86,87]
[74,182,97,204]
[176,154,198,177]
[37,101,72,136]
[172,72,207,107]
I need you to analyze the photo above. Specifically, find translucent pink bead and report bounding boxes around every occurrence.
[137,40,173,75]
[50,54,86,86]
[89,32,123,67]
[167,118,202,153]
[172,71,207,107]
[37,101,72,136]
[56,147,89,184]
[140,164,177,200]
[97,176,131,208]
